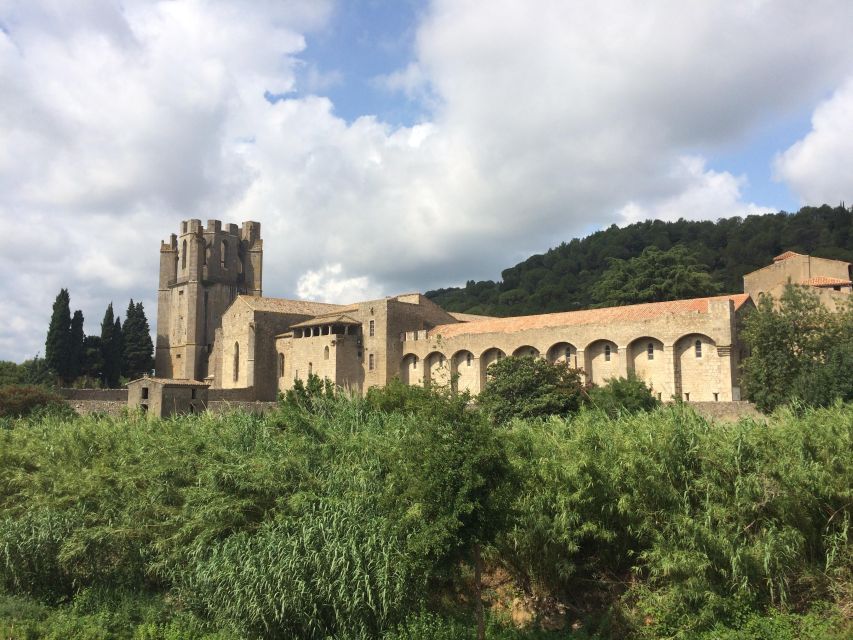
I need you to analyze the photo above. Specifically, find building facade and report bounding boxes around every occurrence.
[153,219,851,403]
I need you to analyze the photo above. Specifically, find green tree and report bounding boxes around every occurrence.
[81,335,104,383]
[44,288,72,384]
[591,245,717,307]
[121,300,154,379]
[99,304,122,388]
[741,285,836,412]
[0,361,23,386]
[477,356,586,425]
[68,310,85,381]
[587,373,659,417]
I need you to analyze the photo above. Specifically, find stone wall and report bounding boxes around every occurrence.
[690,401,763,422]
[207,400,277,415]
[58,388,128,401]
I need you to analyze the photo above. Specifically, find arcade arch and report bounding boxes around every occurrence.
[675,333,718,401]
[546,342,576,367]
[451,350,477,394]
[585,339,618,385]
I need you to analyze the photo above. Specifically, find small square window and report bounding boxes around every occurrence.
[141,387,149,400]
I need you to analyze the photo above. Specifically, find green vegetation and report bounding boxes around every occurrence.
[478,356,586,425]
[0,386,849,639]
[0,385,72,419]
[586,373,659,417]
[37,290,154,388]
[742,287,853,412]
[426,204,853,315]
[591,246,717,307]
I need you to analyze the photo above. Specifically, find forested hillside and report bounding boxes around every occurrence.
[426,205,853,316]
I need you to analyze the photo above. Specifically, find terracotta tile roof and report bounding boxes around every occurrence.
[800,276,852,287]
[773,251,803,262]
[428,294,751,339]
[237,295,348,315]
[127,377,208,386]
[290,314,362,328]
[449,311,499,322]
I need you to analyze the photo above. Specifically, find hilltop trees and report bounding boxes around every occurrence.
[591,245,717,307]
[426,204,853,315]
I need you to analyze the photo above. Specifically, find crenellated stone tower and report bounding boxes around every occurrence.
[155,219,262,381]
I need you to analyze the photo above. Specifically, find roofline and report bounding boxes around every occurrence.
[427,293,750,338]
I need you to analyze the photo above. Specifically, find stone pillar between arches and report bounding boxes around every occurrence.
[663,343,679,401]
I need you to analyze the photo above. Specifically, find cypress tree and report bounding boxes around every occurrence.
[136,302,154,376]
[69,310,85,381]
[45,288,72,384]
[114,317,124,382]
[123,300,154,379]
[100,303,120,388]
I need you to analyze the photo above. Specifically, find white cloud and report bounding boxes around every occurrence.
[297,264,382,303]
[774,77,853,205]
[2,0,853,361]
[618,157,774,225]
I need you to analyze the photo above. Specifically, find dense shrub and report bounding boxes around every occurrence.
[0,384,71,419]
[0,395,850,638]
[498,405,852,637]
[586,374,659,417]
[742,287,853,411]
[478,356,586,424]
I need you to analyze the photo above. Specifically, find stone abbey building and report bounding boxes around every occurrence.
[146,218,852,408]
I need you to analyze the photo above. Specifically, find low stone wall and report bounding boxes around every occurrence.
[689,400,763,422]
[65,400,127,416]
[207,400,278,415]
[59,388,128,401]
[208,387,258,402]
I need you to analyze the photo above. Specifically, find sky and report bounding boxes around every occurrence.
[1,0,853,362]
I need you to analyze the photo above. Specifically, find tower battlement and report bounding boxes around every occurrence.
[155,218,263,381]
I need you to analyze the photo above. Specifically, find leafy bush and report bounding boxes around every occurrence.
[499,404,852,636]
[586,374,659,417]
[0,384,71,419]
[0,396,850,638]
[742,287,853,411]
[478,356,586,424]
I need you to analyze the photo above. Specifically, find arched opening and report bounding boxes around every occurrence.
[479,348,506,390]
[676,334,718,401]
[512,345,540,358]
[278,353,285,377]
[401,354,420,386]
[628,337,667,397]
[182,239,187,271]
[451,350,477,394]
[308,362,313,376]
[585,339,618,386]
[324,346,330,360]
[233,342,239,382]
[220,239,227,268]
[425,351,448,386]
[547,342,576,366]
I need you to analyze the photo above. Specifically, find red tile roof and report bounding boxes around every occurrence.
[428,294,751,339]
[773,251,803,262]
[800,276,852,287]
[237,295,349,315]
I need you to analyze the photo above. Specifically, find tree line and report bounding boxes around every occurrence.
[426,204,853,314]
[43,289,154,387]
